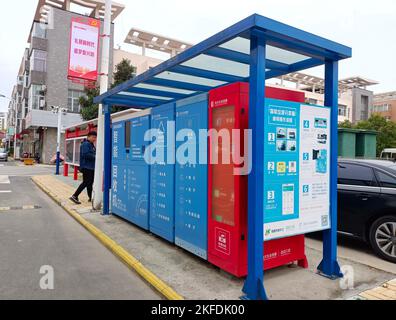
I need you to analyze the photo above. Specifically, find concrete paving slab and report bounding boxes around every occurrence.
[33,174,396,300]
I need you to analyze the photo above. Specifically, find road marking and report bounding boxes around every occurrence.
[0,205,41,212]
[0,175,10,184]
[0,190,12,193]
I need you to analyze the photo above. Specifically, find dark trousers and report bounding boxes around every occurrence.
[74,169,94,200]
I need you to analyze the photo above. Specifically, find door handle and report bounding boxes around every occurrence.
[356,193,371,201]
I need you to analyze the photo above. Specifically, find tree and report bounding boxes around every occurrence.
[113,58,136,87]
[355,114,396,156]
[79,86,100,121]
[79,59,136,121]
[339,120,353,128]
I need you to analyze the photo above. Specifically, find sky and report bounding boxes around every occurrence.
[0,0,395,113]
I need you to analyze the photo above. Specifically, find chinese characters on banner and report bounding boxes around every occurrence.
[68,18,100,82]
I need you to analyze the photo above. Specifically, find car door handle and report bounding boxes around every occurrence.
[356,193,371,201]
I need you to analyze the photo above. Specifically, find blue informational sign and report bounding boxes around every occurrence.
[263,99,331,241]
[111,162,129,220]
[112,121,127,162]
[264,99,300,225]
[131,115,151,162]
[150,102,176,243]
[175,94,208,260]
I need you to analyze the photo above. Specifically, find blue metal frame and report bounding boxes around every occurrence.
[95,13,352,300]
[317,60,343,279]
[103,104,112,215]
[242,35,268,300]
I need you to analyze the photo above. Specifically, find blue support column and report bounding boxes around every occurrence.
[55,151,61,175]
[242,34,268,300]
[317,60,343,279]
[102,104,112,216]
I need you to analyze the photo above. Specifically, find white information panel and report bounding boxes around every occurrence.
[263,100,331,241]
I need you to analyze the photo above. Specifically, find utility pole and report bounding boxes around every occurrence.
[52,106,67,175]
[93,0,112,211]
[0,94,17,160]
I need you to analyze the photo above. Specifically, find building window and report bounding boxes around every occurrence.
[23,100,29,118]
[30,50,47,72]
[32,22,46,39]
[307,98,318,105]
[68,90,85,113]
[372,104,390,112]
[338,105,347,117]
[360,95,369,120]
[28,85,45,110]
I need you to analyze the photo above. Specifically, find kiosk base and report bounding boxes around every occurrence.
[208,235,308,278]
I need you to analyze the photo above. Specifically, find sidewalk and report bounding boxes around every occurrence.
[32,174,396,300]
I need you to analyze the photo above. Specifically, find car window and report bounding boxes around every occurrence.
[376,171,396,189]
[338,163,377,187]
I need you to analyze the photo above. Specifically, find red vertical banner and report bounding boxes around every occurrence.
[68,18,101,82]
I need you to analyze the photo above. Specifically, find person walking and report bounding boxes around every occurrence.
[70,131,97,205]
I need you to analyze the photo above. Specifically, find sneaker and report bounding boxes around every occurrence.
[70,196,81,205]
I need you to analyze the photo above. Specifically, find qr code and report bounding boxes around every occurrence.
[321,215,329,227]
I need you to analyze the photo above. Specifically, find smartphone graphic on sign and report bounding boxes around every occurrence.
[282,184,295,216]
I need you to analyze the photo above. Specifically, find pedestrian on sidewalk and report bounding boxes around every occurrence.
[70,131,97,205]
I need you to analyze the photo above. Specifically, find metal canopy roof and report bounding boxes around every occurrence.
[94,14,352,108]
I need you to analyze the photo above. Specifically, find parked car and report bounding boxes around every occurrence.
[380,148,396,161]
[338,159,396,263]
[0,148,8,162]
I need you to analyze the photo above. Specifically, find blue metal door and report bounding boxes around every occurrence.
[111,162,129,221]
[127,162,150,230]
[150,102,176,243]
[175,94,208,259]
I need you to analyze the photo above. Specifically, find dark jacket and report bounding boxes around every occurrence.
[79,140,96,171]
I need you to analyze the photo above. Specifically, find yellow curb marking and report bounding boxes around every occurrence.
[32,175,183,300]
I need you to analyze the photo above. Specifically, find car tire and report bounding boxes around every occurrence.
[369,216,396,263]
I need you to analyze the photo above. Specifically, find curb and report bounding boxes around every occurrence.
[32,176,184,301]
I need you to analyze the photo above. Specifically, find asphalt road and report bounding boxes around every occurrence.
[0,161,160,300]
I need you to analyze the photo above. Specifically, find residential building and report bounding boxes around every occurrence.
[373,91,396,122]
[0,112,6,131]
[8,0,124,162]
[114,28,192,75]
[274,73,378,123]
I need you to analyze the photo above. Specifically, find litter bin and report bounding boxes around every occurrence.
[338,128,357,158]
[356,130,378,159]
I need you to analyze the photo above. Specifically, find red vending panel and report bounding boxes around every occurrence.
[208,82,308,277]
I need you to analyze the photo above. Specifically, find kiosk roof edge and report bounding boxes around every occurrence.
[94,13,352,108]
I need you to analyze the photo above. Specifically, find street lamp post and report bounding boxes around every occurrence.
[0,94,18,160]
[51,106,67,175]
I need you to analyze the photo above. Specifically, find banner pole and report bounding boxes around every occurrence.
[93,0,112,211]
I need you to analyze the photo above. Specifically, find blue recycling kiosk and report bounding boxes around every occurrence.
[175,93,209,259]
[149,102,176,243]
[111,109,151,230]
[96,14,352,300]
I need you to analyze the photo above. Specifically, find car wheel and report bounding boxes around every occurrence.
[369,216,396,263]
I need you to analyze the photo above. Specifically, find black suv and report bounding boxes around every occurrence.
[338,159,396,263]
